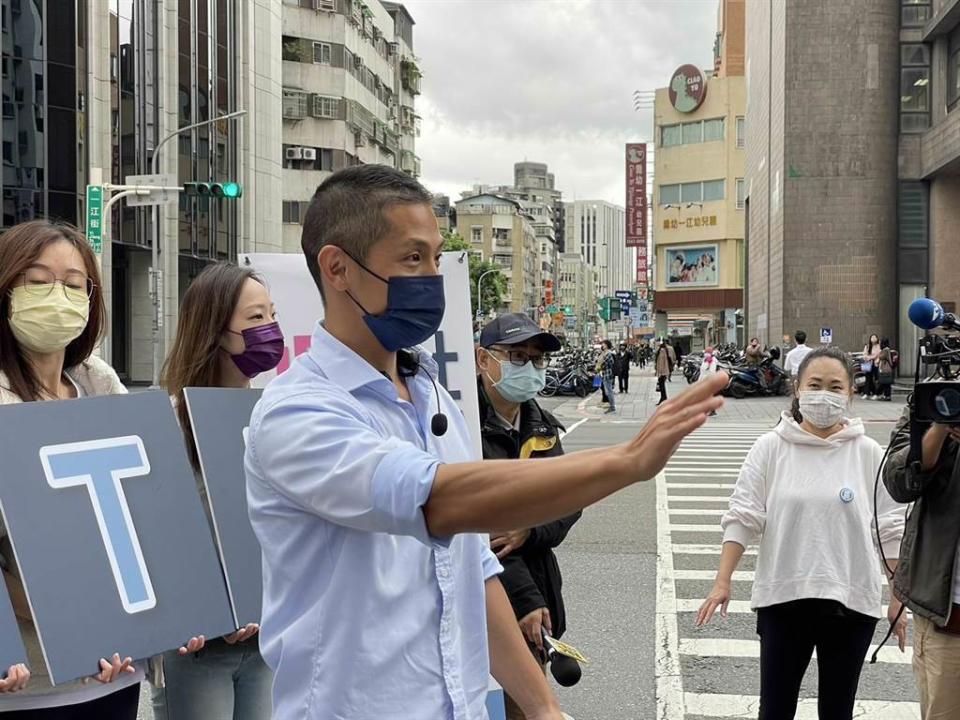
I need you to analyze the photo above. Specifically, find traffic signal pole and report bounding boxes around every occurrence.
[149,109,247,387]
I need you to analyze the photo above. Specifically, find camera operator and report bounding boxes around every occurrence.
[883,411,960,719]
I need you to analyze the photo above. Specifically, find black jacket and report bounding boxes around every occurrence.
[478,378,581,638]
[883,407,960,626]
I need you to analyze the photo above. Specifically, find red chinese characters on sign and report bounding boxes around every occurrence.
[626,143,647,285]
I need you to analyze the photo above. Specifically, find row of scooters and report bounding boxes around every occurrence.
[681,346,791,399]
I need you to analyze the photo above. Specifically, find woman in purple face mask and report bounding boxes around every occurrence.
[155,262,282,720]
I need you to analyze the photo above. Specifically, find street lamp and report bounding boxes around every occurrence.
[477,268,497,321]
[150,109,247,386]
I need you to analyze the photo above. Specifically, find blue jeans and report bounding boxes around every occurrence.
[152,639,273,720]
[602,377,616,410]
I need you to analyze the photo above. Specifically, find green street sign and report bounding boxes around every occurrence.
[86,185,103,254]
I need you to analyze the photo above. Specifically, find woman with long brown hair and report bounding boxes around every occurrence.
[153,262,281,720]
[0,219,202,717]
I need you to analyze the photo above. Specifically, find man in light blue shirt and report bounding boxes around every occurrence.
[245,166,727,720]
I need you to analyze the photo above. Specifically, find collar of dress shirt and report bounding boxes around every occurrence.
[307,322,440,393]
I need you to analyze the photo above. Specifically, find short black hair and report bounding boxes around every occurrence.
[795,330,807,344]
[300,165,432,301]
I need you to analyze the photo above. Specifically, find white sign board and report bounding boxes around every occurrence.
[820,327,833,344]
[239,252,482,458]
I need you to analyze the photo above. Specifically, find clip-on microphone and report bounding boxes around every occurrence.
[397,350,448,437]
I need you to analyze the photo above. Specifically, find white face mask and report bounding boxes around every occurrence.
[798,390,848,429]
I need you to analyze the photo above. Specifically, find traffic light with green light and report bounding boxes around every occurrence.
[183,182,243,199]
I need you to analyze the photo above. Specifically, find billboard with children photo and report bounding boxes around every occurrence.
[665,244,718,287]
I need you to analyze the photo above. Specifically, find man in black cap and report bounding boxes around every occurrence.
[476,313,581,720]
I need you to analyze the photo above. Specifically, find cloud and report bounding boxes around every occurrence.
[403,0,719,203]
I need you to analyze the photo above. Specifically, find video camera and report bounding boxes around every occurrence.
[907,298,960,424]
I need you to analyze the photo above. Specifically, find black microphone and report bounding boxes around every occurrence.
[412,354,448,437]
[541,629,581,687]
[384,351,448,437]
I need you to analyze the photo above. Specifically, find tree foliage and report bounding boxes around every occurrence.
[442,231,507,319]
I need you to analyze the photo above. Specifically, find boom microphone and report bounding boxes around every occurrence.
[541,630,582,687]
[908,297,960,332]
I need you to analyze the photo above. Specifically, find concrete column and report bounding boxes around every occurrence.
[157,1,179,370]
[86,0,114,361]
[241,0,284,255]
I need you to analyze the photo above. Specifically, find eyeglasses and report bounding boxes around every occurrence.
[18,267,95,304]
[490,347,550,369]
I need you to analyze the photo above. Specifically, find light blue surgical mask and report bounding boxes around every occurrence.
[487,352,546,403]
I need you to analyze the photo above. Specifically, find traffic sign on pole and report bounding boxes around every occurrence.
[85,185,103,254]
[124,174,178,207]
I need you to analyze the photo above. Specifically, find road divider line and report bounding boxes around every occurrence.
[559,417,588,440]
[654,471,684,720]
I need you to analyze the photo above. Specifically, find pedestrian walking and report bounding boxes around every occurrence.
[669,341,682,381]
[876,338,894,402]
[884,406,960,720]
[617,344,631,394]
[154,262,277,720]
[655,339,673,406]
[862,334,881,399]
[696,347,905,720]
[596,340,617,413]
[699,347,719,416]
[475,314,580,720]
[784,330,813,377]
[243,165,728,720]
[0,220,204,717]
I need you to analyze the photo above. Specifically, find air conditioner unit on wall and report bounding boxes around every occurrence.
[302,148,318,161]
[285,147,304,160]
[313,0,336,11]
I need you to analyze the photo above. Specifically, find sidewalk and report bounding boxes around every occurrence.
[547,365,908,425]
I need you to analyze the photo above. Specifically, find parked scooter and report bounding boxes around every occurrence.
[724,348,791,398]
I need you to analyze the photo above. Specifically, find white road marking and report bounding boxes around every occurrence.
[672,544,756,556]
[683,693,920,719]
[667,483,735,490]
[673,569,754,581]
[678,638,912,664]
[654,471,684,720]
[675,598,753,613]
[667,495,732,503]
[559,417,588,440]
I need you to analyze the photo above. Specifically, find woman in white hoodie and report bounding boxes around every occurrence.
[696,346,906,720]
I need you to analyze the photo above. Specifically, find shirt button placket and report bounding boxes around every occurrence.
[435,546,468,719]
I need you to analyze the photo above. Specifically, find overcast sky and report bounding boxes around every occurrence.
[402,0,719,206]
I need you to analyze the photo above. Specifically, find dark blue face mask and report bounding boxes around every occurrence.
[345,253,445,352]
